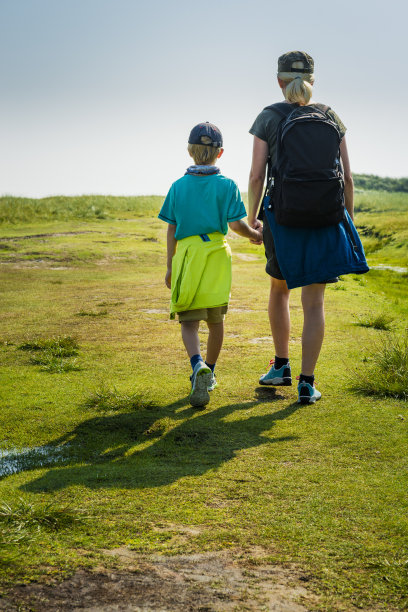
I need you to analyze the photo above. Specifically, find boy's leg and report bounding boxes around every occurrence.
[206,321,224,365]
[180,318,211,406]
[180,320,200,358]
[205,320,224,391]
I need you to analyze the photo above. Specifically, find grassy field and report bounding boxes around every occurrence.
[0,191,407,610]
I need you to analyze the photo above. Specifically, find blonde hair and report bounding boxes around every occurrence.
[278,61,314,105]
[188,142,220,165]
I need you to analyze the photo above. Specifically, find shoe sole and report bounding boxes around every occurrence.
[297,394,321,405]
[190,370,212,406]
[259,377,292,386]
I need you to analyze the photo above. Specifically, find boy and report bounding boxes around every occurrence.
[158,122,262,407]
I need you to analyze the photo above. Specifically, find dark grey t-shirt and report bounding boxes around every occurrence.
[249,102,346,168]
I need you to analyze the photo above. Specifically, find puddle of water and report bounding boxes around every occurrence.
[0,445,71,478]
[371,264,407,273]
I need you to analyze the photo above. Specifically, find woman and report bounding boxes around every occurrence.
[247,50,368,404]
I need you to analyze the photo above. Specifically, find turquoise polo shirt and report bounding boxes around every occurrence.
[158,174,247,240]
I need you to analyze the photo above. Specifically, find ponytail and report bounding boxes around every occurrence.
[278,72,314,105]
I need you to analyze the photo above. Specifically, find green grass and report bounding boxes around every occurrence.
[75,309,109,317]
[0,194,162,224]
[353,190,408,268]
[0,193,407,610]
[355,312,395,330]
[350,333,408,400]
[17,335,81,372]
[18,335,79,356]
[0,498,81,531]
[84,386,154,412]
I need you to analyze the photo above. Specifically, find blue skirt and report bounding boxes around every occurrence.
[263,196,369,289]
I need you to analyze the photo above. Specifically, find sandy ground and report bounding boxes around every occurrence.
[0,549,319,611]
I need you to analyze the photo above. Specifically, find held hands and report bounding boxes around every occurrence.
[249,218,263,231]
[165,268,172,289]
[249,218,263,245]
[250,228,263,245]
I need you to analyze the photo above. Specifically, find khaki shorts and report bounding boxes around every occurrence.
[178,305,228,323]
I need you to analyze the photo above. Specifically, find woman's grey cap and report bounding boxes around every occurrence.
[188,122,223,148]
[278,51,314,74]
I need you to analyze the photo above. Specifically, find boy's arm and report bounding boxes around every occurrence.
[165,223,177,288]
[228,219,263,244]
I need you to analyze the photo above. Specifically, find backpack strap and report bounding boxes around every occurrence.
[312,103,331,114]
[262,103,295,190]
[263,102,295,117]
[264,102,331,115]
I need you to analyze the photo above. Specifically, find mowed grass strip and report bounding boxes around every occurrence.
[0,194,407,610]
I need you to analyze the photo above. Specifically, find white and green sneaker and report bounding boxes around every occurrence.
[189,362,212,407]
[208,373,217,392]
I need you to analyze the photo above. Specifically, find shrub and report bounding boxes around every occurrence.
[84,386,153,411]
[355,313,395,331]
[0,498,81,531]
[351,334,408,400]
[18,335,79,357]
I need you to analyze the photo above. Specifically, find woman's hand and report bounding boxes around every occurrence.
[165,268,172,289]
[249,217,263,231]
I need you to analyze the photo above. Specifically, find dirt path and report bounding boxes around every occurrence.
[1,550,319,611]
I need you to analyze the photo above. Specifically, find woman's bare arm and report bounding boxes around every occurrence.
[248,136,269,228]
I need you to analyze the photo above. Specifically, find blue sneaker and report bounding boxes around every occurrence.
[259,360,292,386]
[297,381,322,404]
[189,361,212,406]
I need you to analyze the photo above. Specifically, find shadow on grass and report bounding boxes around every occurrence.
[18,390,300,493]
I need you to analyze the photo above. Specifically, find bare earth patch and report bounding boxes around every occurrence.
[235,253,262,262]
[1,550,317,611]
[140,309,168,314]
[249,337,272,344]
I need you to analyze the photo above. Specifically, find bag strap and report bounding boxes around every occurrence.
[264,102,331,115]
[311,103,331,114]
[263,102,295,118]
[262,104,295,189]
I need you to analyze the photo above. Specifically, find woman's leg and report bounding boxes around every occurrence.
[180,320,200,358]
[206,321,224,365]
[269,277,291,358]
[300,284,326,375]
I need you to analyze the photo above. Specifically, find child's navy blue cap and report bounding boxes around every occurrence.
[188,122,223,148]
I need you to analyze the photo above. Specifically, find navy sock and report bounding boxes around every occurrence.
[205,361,215,373]
[190,354,203,371]
[299,374,314,385]
[274,356,289,369]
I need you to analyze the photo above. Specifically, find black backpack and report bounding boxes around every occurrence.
[265,102,345,228]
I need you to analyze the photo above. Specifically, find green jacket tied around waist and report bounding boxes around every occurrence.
[170,232,232,319]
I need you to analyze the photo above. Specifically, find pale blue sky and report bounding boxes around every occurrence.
[1,0,407,198]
